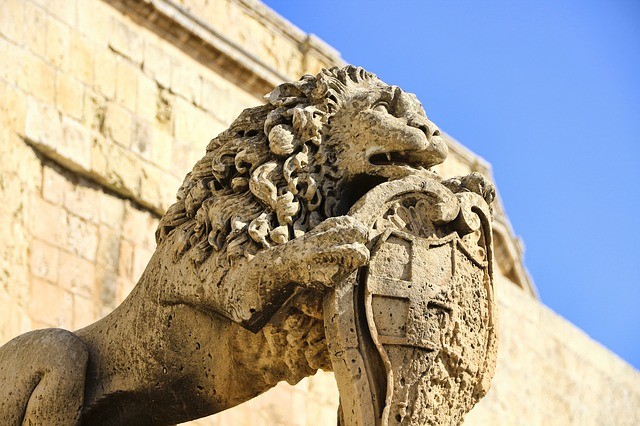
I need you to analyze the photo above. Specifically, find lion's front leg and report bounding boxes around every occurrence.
[215,215,370,331]
[0,328,88,425]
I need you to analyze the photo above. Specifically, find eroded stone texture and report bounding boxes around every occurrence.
[0,65,496,425]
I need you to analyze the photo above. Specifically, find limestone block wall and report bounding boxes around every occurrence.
[173,0,344,79]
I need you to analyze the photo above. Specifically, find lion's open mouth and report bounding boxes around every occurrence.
[369,151,428,169]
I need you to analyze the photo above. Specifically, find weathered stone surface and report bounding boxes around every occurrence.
[0,65,496,425]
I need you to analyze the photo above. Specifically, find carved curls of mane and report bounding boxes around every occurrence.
[156,65,379,266]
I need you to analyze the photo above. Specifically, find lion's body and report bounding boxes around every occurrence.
[0,66,490,425]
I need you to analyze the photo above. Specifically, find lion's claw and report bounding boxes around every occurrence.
[292,215,370,289]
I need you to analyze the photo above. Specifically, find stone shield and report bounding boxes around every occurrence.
[324,175,497,426]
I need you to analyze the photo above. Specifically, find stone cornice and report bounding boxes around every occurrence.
[103,0,345,97]
[104,0,291,96]
[234,0,343,67]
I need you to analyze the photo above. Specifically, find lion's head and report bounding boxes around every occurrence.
[157,66,447,270]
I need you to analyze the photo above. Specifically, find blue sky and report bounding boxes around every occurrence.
[263,0,640,369]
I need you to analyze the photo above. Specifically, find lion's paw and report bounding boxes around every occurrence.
[294,215,370,290]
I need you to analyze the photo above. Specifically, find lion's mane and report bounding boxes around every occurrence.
[156,66,380,269]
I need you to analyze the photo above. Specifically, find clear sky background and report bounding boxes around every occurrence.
[263,0,640,369]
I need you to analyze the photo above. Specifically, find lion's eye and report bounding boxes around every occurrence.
[373,103,389,113]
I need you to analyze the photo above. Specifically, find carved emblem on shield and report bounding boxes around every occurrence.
[325,175,497,426]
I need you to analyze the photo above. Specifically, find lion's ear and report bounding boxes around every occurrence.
[265,82,305,107]
[266,75,319,107]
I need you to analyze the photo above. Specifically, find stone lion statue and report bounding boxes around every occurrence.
[0,66,493,424]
